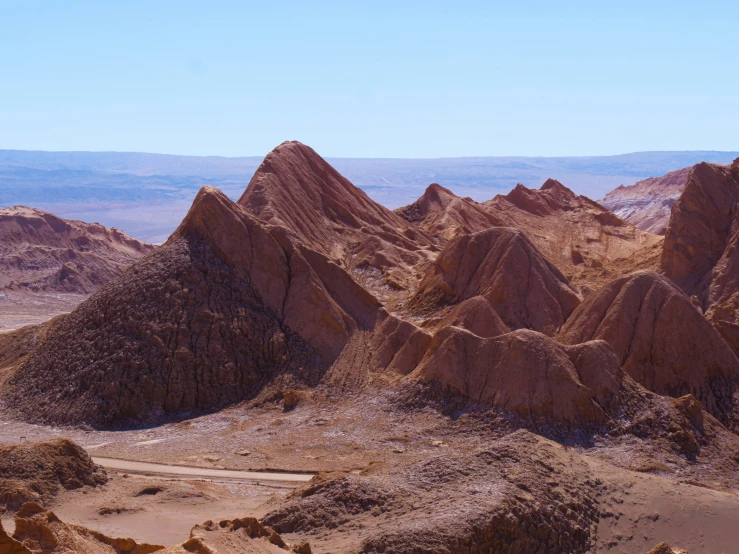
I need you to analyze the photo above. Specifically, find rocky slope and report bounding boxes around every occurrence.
[4,142,739,551]
[481,179,663,289]
[600,168,691,235]
[0,504,308,554]
[558,270,739,430]
[0,206,153,294]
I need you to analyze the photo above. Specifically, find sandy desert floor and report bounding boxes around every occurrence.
[0,392,738,552]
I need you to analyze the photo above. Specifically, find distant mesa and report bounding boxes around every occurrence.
[601,167,692,235]
[0,205,153,294]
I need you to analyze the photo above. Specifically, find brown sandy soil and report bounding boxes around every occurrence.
[36,474,290,546]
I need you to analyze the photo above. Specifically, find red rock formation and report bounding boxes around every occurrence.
[239,141,438,298]
[558,270,739,428]
[600,167,691,235]
[661,160,739,353]
[411,327,608,425]
[1,187,383,426]
[436,296,510,338]
[1,504,301,553]
[0,206,153,293]
[407,227,581,336]
[482,179,662,289]
[395,183,503,240]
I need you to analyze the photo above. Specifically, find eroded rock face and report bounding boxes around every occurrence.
[407,227,581,336]
[1,187,382,427]
[239,141,438,297]
[410,327,608,426]
[264,431,601,554]
[0,439,107,513]
[0,206,153,293]
[600,167,691,235]
[395,183,504,240]
[482,179,663,289]
[661,160,739,354]
[558,270,739,429]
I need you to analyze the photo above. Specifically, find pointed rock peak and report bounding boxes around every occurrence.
[174,185,261,250]
[424,182,456,199]
[540,178,574,196]
[247,141,335,183]
[416,183,458,208]
[180,186,235,227]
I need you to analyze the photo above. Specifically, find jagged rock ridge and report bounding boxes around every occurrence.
[481,179,663,289]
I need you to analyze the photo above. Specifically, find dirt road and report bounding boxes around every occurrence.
[91,456,315,483]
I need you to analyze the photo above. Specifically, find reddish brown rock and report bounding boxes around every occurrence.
[0,438,107,513]
[558,270,739,428]
[407,227,581,336]
[264,431,602,553]
[601,167,691,235]
[436,296,510,338]
[239,141,438,299]
[395,183,503,240]
[482,179,663,289]
[410,327,618,426]
[661,160,739,355]
[159,518,300,553]
[1,187,382,427]
[0,206,153,294]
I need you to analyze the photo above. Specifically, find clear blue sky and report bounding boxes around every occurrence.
[1,1,737,158]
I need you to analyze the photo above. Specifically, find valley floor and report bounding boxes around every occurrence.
[1,391,738,552]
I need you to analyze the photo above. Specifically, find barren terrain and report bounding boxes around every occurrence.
[0,143,738,552]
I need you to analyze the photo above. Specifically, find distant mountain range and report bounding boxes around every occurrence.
[1,148,737,243]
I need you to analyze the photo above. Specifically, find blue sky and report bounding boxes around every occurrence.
[1,1,737,157]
